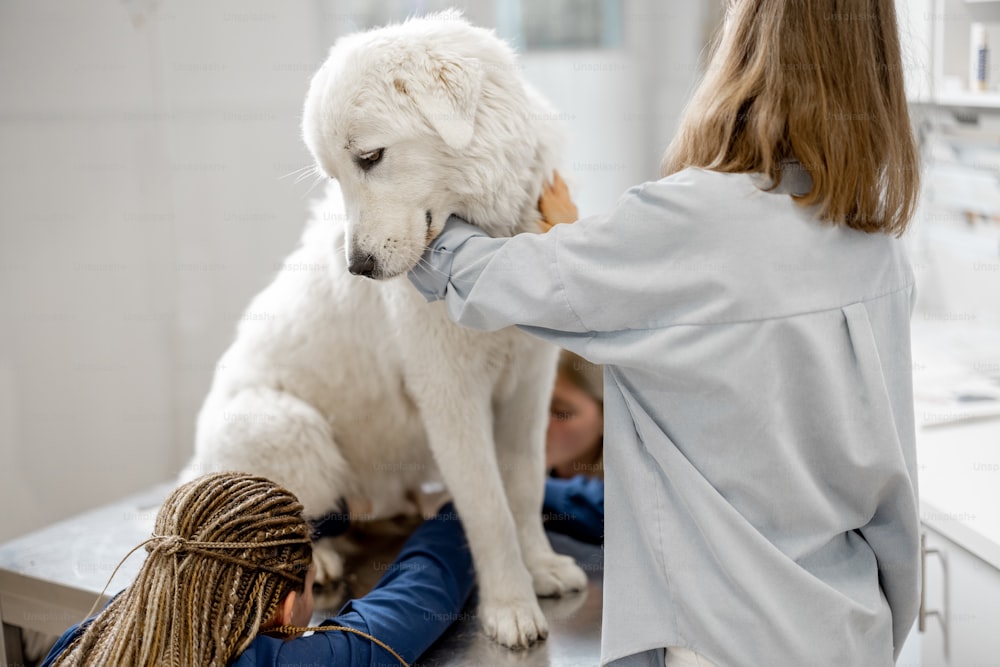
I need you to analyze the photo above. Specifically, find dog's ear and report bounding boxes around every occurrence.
[395,52,482,150]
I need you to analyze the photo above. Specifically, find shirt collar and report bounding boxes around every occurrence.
[749,160,813,196]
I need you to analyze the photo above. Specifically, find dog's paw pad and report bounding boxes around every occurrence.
[528,553,588,597]
[479,597,548,649]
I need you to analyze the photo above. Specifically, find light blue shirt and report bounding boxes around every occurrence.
[409,166,919,667]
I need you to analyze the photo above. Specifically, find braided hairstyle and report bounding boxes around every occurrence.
[52,471,313,667]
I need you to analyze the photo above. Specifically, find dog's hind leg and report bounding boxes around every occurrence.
[493,366,589,598]
[185,386,356,583]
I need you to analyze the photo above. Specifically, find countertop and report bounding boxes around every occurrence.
[912,317,1000,569]
[916,418,1000,570]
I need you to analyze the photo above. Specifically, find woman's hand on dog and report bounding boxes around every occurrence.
[538,171,578,231]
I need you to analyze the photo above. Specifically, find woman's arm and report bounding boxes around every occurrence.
[258,503,474,666]
[327,503,474,662]
[408,170,712,347]
[407,214,591,335]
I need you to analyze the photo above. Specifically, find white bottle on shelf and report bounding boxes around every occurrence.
[972,22,990,92]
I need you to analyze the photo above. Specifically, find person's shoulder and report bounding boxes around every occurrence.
[230,631,347,666]
[642,167,754,196]
[603,168,753,233]
[613,168,753,208]
[228,633,292,666]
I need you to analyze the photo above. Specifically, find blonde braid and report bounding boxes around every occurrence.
[51,472,313,667]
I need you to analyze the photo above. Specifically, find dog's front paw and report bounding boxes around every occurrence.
[527,552,588,597]
[312,538,345,585]
[479,597,548,649]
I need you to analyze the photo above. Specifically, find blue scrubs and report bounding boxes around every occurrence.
[42,504,474,667]
[543,475,604,545]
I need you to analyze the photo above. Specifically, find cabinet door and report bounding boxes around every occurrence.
[920,527,1000,666]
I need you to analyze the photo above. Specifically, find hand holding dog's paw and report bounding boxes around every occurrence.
[527,552,588,597]
[538,171,578,232]
[479,596,549,649]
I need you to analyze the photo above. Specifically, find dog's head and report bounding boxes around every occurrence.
[302,10,562,280]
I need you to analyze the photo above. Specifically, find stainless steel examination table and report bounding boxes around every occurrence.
[0,483,603,666]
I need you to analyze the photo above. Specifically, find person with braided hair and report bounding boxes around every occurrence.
[41,471,473,667]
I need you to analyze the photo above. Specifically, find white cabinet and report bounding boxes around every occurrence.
[920,525,1000,665]
[911,350,1000,665]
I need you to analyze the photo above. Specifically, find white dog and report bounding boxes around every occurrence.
[182,11,587,648]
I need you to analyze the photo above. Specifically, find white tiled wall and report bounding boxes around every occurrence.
[0,0,714,542]
[0,0,324,541]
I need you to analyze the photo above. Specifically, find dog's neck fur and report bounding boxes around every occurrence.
[445,75,564,237]
[436,50,564,238]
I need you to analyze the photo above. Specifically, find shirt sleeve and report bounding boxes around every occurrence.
[40,620,89,667]
[407,173,710,347]
[408,213,592,335]
[542,475,605,545]
[261,502,474,667]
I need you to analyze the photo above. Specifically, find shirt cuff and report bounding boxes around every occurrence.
[407,215,487,301]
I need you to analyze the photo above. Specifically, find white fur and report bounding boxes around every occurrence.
[183,11,586,648]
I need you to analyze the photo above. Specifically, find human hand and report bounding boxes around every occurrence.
[538,171,578,232]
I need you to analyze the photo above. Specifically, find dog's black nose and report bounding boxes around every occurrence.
[348,253,377,277]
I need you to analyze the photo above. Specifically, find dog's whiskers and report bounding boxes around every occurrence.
[279,164,319,182]
[302,171,328,197]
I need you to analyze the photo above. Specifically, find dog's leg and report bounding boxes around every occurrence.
[417,388,548,649]
[493,367,589,598]
[186,386,355,584]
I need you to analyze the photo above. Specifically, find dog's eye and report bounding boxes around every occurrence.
[356,148,385,172]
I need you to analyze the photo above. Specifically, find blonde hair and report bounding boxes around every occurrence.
[557,350,604,479]
[53,472,313,667]
[558,350,603,406]
[661,0,919,236]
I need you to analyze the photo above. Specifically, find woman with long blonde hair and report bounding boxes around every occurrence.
[42,472,473,666]
[408,0,920,664]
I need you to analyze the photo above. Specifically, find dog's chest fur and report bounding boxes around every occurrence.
[214,210,555,501]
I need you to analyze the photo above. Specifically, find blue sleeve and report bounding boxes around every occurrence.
[40,621,88,667]
[236,502,475,666]
[543,476,605,545]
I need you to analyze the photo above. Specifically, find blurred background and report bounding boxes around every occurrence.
[0,0,724,542]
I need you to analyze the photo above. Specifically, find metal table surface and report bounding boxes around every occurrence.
[0,483,602,666]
